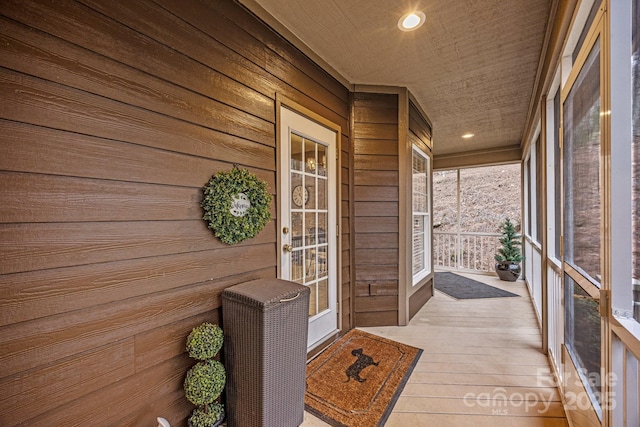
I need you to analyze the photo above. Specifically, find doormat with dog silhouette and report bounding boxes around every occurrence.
[305,329,422,427]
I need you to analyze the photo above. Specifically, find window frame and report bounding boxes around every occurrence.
[526,133,543,246]
[562,35,603,289]
[412,144,431,284]
[525,156,532,238]
[608,0,637,323]
[560,5,606,418]
[545,71,562,266]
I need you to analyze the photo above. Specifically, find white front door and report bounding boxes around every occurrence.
[279,106,338,350]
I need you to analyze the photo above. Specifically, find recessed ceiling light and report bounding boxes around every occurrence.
[398,11,425,31]
[462,133,475,139]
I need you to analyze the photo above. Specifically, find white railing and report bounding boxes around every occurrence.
[525,238,543,324]
[611,321,640,426]
[434,231,501,273]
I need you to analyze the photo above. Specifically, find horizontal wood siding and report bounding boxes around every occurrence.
[409,101,432,146]
[353,92,399,327]
[409,101,433,152]
[0,0,350,425]
[409,277,434,318]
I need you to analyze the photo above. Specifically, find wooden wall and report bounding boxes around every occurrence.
[0,0,351,425]
[353,92,400,326]
[351,94,434,326]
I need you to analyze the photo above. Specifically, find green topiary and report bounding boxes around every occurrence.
[184,360,226,406]
[495,218,524,263]
[201,166,272,245]
[183,323,226,427]
[186,323,223,361]
[188,404,224,427]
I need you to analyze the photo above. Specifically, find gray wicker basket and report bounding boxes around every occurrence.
[222,278,310,427]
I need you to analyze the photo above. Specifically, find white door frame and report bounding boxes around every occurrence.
[276,97,342,351]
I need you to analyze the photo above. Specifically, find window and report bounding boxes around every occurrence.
[412,146,431,282]
[554,90,562,259]
[563,38,602,285]
[564,274,601,402]
[633,0,640,322]
[526,136,543,244]
[535,136,543,243]
[526,157,532,237]
[545,85,562,262]
[563,27,603,417]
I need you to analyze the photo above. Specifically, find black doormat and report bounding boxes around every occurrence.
[434,272,519,299]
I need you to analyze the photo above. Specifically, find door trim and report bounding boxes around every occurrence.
[275,94,343,337]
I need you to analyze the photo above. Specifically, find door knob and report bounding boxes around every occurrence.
[283,244,293,252]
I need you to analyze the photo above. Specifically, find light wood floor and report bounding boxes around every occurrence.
[302,272,568,427]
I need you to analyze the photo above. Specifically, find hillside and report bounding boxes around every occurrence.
[433,163,522,234]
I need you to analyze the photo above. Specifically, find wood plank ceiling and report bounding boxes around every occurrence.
[239,0,551,160]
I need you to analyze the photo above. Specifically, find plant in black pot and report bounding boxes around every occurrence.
[184,323,226,427]
[495,218,524,281]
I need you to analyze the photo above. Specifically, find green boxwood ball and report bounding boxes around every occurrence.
[186,323,223,361]
[188,403,224,427]
[184,360,226,406]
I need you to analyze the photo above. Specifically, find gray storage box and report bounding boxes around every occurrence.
[222,278,310,427]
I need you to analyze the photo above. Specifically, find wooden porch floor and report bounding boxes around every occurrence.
[302,272,568,427]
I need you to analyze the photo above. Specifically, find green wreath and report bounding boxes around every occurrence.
[201,166,272,245]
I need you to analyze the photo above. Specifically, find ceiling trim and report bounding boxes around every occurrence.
[434,144,522,170]
[353,84,403,94]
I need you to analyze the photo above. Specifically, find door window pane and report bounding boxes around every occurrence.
[306,212,316,246]
[317,213,327,244]
[306,177,317,210]
[308,284,317,316]
[305,139,316,174]
[317,144,327,177]
[291,133,303,171]
[317,278,329,312]
[290,211,303,283]
[317,177,327,210]
[564,39,601,285]
[291,173,303,208]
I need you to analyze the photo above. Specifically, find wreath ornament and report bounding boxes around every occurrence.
[201,166,272,245]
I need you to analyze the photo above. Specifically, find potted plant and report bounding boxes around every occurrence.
[184,323,226,427]
[494,218,524,281]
